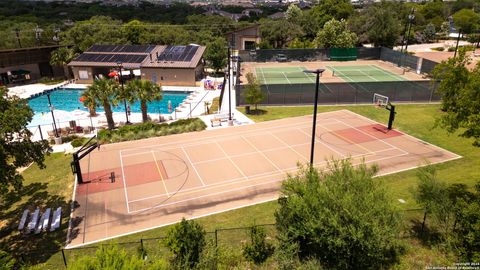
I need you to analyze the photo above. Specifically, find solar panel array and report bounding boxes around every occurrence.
[157,45,199,62]
[87,45,156,53]
[74,53,147,63]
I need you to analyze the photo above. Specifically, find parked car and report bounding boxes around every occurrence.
[276,54,288,62]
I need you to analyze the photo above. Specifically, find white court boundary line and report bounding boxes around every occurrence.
[119,151,131,213]
[126,148,408,214]
[68,110,463,248]
[125,146,400,206]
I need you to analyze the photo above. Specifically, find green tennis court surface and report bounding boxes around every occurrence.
[327,65,407,83]
[256,67,316,85]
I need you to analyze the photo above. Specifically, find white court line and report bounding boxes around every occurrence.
[341,109,460,157]
[120,118,341,158]
[126,145,399,205]
[282,72,292,84]
[151,150,170,197]
[296,127,347,158]
[332,118,409,155]
[181,146,206,186]
[119,152,131,213]
[128,149,408,214]
[268,131,309,162]
[241,135,283,172]
[215,141,248,179]
[118,111,345,154]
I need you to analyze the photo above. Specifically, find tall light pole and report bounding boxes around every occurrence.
[454,29,462,58]
[34,25,43,47]
[227,45,233,126]
[404,11,415,53]
[116,61,130,124]
[53,28,60,45]
[303,69,325,168]
[15,29,22,48]
[47,94,59,138]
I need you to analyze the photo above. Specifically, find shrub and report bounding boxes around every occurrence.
[97,118,206,144]
[165,218,206,269]
[243,225,275,265]
[431,47,445,51]
[71,138,86,148]
[0,250,15,270]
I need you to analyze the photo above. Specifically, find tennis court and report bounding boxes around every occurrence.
[66,110,460,248]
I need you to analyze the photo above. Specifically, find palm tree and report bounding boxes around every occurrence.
[49,47,77,79]
[84,78,120,130]
[125,79,162,122]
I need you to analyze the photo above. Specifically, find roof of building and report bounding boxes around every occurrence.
[68,44,205,69]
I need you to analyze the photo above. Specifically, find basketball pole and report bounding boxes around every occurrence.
[386,103,396,130]
[303,69,325,168]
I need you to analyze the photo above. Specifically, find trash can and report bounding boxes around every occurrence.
[245,105,251,114]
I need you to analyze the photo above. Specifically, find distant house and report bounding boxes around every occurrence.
[68,44,205,87]
[0,45,66,86]
[225,24,261,51]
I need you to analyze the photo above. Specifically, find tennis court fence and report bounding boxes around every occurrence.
[236,80,440,106]
[238,47,438,75]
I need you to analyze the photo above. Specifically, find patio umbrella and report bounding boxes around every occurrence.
[108,71,118,77]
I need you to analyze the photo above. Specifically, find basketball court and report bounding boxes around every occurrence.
[67,110,460,248]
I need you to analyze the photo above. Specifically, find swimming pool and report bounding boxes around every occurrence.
[28,88,190,114]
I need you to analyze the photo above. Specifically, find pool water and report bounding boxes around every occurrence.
[28,88,190,114]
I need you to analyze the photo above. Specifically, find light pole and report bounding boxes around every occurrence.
[454,29,462,58]
[34,25,43,47]
[303,69,325,168]
[116,61,130,124]
[47,94,60,140]
[227,45,233,126]
[15,29,21,48]
[53,28,60,45]
[404,11,415,53]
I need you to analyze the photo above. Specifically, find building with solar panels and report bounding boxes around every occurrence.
[68,44,206,87]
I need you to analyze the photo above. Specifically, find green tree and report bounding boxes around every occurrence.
[432,50,480,146]
[423,23,436,43]
[260,19,303,48]
[286,4,303,25]
[50,47,77,79]
[350,2,404,48]
[204,37,228,74]
[125,79,162,122]
[308,0,354,35]
[243,73,264,114]
[0,87,50,199]
[275,160,403,269]
[453,183,480,261]
[452,9,480,34]
[83,78,120,130]
[439,21,450,38]
[122,20,146,45]
[242,225,274,265]
[314,18,357,48]
[61,16,126,53]
[67,245,144,270]
[165,218,206,269]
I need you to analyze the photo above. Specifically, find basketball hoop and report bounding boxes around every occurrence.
[373,93,389,109]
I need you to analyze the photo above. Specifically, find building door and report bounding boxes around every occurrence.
[152,73,157,84]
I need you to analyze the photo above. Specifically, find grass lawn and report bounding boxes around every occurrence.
[10,104,479,269]
[0,153,74,268]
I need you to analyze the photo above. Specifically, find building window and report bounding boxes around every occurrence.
[79,70,88,79]
[152,74,157,83]
[161,76,164,80]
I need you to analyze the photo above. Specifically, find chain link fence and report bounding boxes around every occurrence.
[18,208,432,269]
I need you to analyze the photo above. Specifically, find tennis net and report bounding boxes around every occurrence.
[258,71,315,79]
[332,68,405,77]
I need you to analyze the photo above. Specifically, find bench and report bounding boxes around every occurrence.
[213,113,235,122]
[210,118,222,127]
[38,208,51,233]
[50,207,62,232]
[18,209,29,231]
[27,208,40,233]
